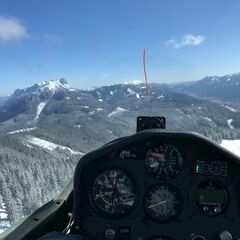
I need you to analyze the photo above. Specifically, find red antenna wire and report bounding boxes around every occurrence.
[143,49,151,99]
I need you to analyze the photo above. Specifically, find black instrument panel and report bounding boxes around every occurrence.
[73,130,240,240]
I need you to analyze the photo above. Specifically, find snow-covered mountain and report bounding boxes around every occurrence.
[0,79,198,124]
[170,73,240,101]
[0,78,81,123]
[12,78,75,97]
[1,77,240,232]
[0,78,240,132]
[0,78,240,134]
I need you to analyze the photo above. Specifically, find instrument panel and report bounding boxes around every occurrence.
[73,131,240,240]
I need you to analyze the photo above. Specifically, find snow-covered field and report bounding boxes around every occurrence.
[26,137,84,155]
[7,127,37,135]
[221,139,240,157]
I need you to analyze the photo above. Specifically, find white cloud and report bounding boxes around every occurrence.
[0,16,29,42]
[43,33,62,45]
[164,34,206,49]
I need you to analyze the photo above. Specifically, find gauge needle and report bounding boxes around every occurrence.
[148,200,167,209]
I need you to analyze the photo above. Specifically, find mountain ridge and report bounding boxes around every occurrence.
[2,72,240,100]
[0,78,205,125]
[169,72,240,101]
[0,76,240,136]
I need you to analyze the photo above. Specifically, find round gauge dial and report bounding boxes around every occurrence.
[91,169,136,217]
[209,160,227,176]
[195,180,228,216]
[144,183,183,222]
[145,144,183,180]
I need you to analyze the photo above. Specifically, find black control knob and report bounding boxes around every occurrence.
[105,228,116,240]
[219,230,232,240]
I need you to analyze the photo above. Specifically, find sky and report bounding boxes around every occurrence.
[1,0,240,95]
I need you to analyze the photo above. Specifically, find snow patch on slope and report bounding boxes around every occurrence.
[227,119,234,129]
[157,94,165,100]
[202,117,212,122]
[7,127,37,135]
[89,111,95,116]
[222,105,239,113]
[127,88,136,95]
[35,102,47,120]
[108,107,128,117]
[221,140,240,157]
[210,77,220,83]
[26,137,84,155]
[127,88,141,98]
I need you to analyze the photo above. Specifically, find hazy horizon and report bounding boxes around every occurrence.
[1,71,240,97]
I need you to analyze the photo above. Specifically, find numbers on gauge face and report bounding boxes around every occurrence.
[145,144,183,180]
[144,183,183,222]
[91,169,136,217]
